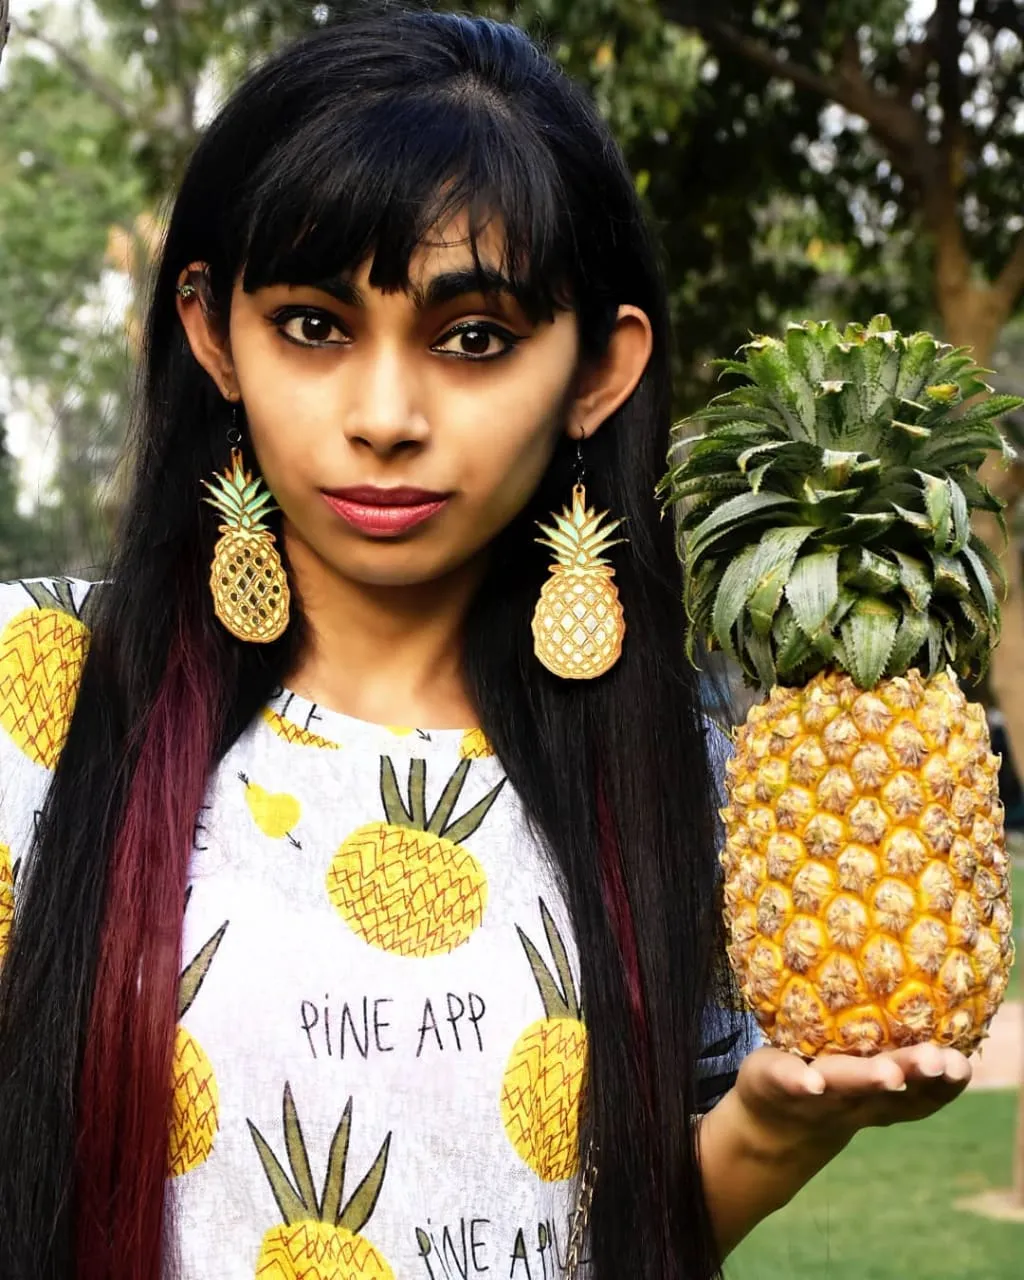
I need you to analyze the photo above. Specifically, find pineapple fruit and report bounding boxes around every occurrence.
[327,756,504,957]
[659,316,1021,1058]
[0,579,97,770]
[501,899,588,1182]
[169,903,228,1177]
[202,448,290,643]
[531,484,626,679]
[249,1085,394,1279]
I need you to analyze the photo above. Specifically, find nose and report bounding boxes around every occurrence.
[342,343,429,456]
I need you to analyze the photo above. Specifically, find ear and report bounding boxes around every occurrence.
[568,305,654,441]
[175,262,240,401]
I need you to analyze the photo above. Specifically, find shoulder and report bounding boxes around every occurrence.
[0,576,101,774]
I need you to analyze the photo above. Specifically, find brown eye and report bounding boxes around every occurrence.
[273,308,347,347]
[434,322,520,361]
[459,326,492,355]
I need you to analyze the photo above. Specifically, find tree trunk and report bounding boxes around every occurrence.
[0,0,9,66]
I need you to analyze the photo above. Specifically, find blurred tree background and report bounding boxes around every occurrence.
[1,0,1022,743]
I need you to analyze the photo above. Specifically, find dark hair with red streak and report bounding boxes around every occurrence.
[75,621,221,1276]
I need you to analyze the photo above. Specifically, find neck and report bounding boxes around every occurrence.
[281,524,485,729]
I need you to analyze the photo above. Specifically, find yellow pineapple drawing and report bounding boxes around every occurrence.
[501,899,588,1182]
[0,844,17,960]
[241,772,302,844]
[262,707,340,750]
[250,1085,394,1279]
[0,579,97,769]
[459,729,494,760]
[169,899,228,1178]
[326,757,504,957]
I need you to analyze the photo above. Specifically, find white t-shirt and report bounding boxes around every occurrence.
[0,576,756,1279]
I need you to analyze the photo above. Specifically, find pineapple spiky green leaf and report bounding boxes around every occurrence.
[657,316,1023,690]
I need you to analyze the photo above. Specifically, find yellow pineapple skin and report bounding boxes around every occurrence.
[721,669,1014,1058]
[327,823,487,957]
[210,531,289,644]
[532,568,625,680]
[0,843,13,959]
[500,1016,588,1182]
[168,1025,219,1177]
[0,607,89,770]
[255,1221,394,1280]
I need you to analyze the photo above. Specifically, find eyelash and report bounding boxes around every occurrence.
[268,306,522,362]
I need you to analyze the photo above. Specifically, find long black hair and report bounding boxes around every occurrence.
[0,8,727,1277]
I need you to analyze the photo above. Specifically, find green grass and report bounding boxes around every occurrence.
[726,1090,1023,1280]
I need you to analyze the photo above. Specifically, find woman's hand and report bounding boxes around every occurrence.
[733,1041,973,1155]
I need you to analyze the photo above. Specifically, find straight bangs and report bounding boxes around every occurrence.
[237,86,576,321]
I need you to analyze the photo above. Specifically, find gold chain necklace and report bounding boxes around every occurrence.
[565,1141,597,1279]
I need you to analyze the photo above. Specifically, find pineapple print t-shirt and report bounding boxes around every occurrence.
[0,577,758,1279]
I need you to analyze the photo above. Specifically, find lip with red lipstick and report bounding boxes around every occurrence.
[321,485,452,536]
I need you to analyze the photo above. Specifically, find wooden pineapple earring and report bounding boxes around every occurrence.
[200,404,291,643]
[531,427,627,679]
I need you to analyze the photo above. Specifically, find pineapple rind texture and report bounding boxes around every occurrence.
[0,843,13,959]
[722,668,1014,1057]
[168,1026,220,1178]
[0,606,90,769]
[255,1221,395,1280]
[327,823,487,958]
[500,1016,587,1182]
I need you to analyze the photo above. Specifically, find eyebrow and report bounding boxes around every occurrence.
[306,266,520,311]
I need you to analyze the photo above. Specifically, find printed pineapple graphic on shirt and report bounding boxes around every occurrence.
[459,729,494,760]
[327,756,505,957]
[262,707,340,751]
[250,1084,394,1279]
[169,895,228,1177]
[241,773,301,846]
[0,579,98,769]
[0,844,18,960]
[501,899,588,1182]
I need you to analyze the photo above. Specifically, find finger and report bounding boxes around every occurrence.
[813,1052,907,1095]
[886,1044,972,1086]
[751,1046,829,1099]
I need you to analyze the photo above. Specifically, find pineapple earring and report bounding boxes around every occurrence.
[531,429,627,679]
[201,406,291,643]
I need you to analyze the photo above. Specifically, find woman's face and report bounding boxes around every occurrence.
[226,215,579,589]
[180,211,652,592]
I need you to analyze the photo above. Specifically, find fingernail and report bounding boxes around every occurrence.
[806,1075,826,1095]
[887,1080,908,1092]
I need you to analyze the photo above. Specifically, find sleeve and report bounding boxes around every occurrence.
[694,715,765,1113]
[0,576,93,948]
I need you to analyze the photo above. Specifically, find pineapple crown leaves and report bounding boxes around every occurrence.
[249,1084,391,1230]
[19,576,103,629]
[378,756,506,843]
[657,315,1024,690]
[177,919,228,1021]
[517,898,582,1022]
[536,485,626,572]
[200,448,279,533]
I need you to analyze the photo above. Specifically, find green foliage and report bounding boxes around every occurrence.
[660,317,1023,689]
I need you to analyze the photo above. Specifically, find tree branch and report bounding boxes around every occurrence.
[11,20,134,123]
[994,230,1024,312]
[660,6,927,170]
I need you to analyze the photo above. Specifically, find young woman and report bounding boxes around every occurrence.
[0,9,972,1279]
